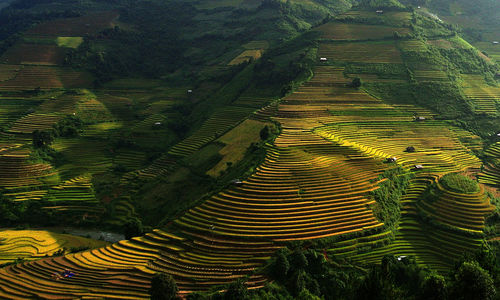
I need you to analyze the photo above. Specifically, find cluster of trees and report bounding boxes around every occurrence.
[32,115,83,149]
[150,245,500,300]
[370,167,414,229]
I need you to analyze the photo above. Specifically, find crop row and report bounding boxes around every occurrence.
[316,22,410,41]
[318,42,403,64]
[0,229,275,297]
[315,121,481,173]
[168,106,255,157]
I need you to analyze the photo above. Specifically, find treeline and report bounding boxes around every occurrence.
[65,1,193,83]
[159,245,500,300]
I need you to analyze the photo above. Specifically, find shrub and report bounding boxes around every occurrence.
[440,173,479,194]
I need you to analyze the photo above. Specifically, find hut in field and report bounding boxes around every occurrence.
[386,157,397,163]
[320,57,328,62]
[376,10,384,14]
[405,146,416,153]
[493,41,499,45]
[413,164,424,170]
[230,179,243,186]
[414,116,426,122]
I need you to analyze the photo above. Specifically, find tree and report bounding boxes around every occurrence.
[224,279,248,300]
[452,261,496,300]
[351,77,362,88]
[150,272,178,300]
[32,130,54,148]
[123,218,143,239]
[356,268,400,300]
[272,249,290,281]
[53,115,83,137]
[291,249,308,270]
[260,125,270,140]
[420,273,447,300]
[297,288,321,300]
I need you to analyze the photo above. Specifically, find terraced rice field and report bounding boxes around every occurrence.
[114,149,147,170]
[242,40,269,50]
[0,13,495,298]
[316,23,410,40]
[43,176,97,204]
[0,229,275,298]
[176,134,385,241]
[315,121,481,173]
[0,65,22,81]
[478,142,500,187]
[417,182,494,233]
[228,49,263,65]
[168,106,256,157]
[399,40,428,51]
[207,119,272,177]
[0,66,91,91]
[1,44,66,65]
[0,150,55,188]
[352,175,489,271]
[0,44,395,297]
[0,230,108,264]
[473,42,500,62]
[25,11,119,37]
[413,70,449,81]
[318,42,403,63]
[7,113,62,134]
[337,11,412,26]
[0,99,39,128]
[52,139,113,178]
[462,74,500,115]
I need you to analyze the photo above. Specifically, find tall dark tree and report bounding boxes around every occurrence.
[260,126,270,141]
[123,218,143,239]
[32,130,54,148]
[224,279,248,300]
[452,261,496,300]
[352,77,362,88]
[150,272,178,300]
[272,249,290,281]
[420,273,447,300]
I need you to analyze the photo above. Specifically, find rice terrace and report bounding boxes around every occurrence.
[0,0,500,299]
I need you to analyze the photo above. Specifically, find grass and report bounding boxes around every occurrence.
[56,37,83,48]
[228,49,263,65]
[206,119,273,177]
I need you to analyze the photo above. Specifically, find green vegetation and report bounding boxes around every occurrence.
[363,0,406,10]
[186,245,500,300]
[150,273,178,300]
[370,167,414,229]
[56,36,82,48]
[440,173,480,194]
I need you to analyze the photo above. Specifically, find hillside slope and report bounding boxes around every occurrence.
[0,0,500,298]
